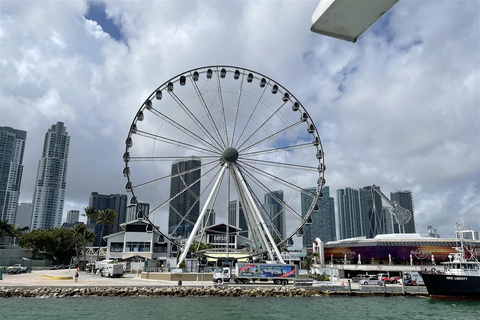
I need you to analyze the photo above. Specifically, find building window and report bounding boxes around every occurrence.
[125,242,151,252]
[153,243,168,253]
[110,242,124,252]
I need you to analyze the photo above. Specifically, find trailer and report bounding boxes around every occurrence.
[213,263,298,285]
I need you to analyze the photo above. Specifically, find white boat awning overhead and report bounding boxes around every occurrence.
[311,0,399,42]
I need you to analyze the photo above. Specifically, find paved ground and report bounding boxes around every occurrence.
[1,269,412,292]
[0,269,213,287]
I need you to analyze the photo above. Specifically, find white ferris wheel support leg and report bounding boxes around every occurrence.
[177,165,227,267]
[232,163,285,264]
[229,166,267,255]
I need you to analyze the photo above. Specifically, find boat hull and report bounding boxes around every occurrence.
[420,273,480,300]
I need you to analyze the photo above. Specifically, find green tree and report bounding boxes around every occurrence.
[49,228,76,264]
[95,209,117,262]
[84,206,98,224]
[73,223,95,270]
[73,224,86,268]
[19,229,58,259]
[19,228,76,263]
[0,220,15,246]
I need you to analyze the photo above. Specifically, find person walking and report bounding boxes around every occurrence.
[74,270,79,282]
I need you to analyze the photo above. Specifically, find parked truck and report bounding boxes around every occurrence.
[100,264,124,278]
[213,263,298,285]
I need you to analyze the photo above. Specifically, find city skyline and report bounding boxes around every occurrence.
[0,1,478,238]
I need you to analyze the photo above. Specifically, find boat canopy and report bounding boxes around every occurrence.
[311,0,398,42]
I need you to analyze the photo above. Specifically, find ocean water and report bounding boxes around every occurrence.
[1,296,479,320]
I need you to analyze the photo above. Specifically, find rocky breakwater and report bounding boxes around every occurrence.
[0,286,324,298]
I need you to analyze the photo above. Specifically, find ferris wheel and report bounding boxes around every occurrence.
[123,66,325,266]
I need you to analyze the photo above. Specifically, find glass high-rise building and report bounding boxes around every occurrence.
[0,127,26,225]
[229,200,248,238]
[337,187,365,240]
[264,190,285,239]
[301,186,335,247]
[89,192,128,246]
[168,158,201,238]
[390,190,416,233]
[360,185,386,238]
[31,122,70,230]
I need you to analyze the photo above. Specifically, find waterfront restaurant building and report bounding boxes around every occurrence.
[104,219,177,269]
[321,233,480,266]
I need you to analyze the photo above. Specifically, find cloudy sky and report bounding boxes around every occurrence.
[1,0,478,239]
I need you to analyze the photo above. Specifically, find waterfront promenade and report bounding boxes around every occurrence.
[0,269,429,298]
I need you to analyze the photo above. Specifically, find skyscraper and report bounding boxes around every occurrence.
[390,190,416,233]
[15,202,32,229]
[89,192,128,246]
[31,122,70,230]
[360,185,386,238]
[0,127,26,225]
[229,200,248,238]
[203,209,215,227]
[301,186,335,247]
[168,158,201,238]
[66,210,80,224]
[337,187,366,239]
[264,190,285,239]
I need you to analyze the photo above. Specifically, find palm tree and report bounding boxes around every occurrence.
[82,227,96,271]
[0,220,13,238]
[84,206,98,225]
[73,224,87,268]
[95,209,117,262]
[9,225,23,245]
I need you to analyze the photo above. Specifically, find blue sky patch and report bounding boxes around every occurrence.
[85,1,123,42]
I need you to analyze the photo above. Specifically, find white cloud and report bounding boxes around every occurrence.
[84,18,108,39]
[0,1,478,239]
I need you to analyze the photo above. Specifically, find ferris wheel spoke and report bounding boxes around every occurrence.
[237,99,288,150]
[128,156,218,162]
[147,107,223,153]
[238,163,303,221]
[238,121,303,154]
[189,74,227,150]
[230,72,245,147]
[238,160,317,199]
[240,157,319,172]
[167,90,226,151]
[241,142,315,158]
[147,163,221,217]
[215,67,229,147]
[234,80,269,149]
[132,159,217,189]
[135,130,220,156]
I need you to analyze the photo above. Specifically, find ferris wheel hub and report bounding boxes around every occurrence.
[223,147,239,163]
